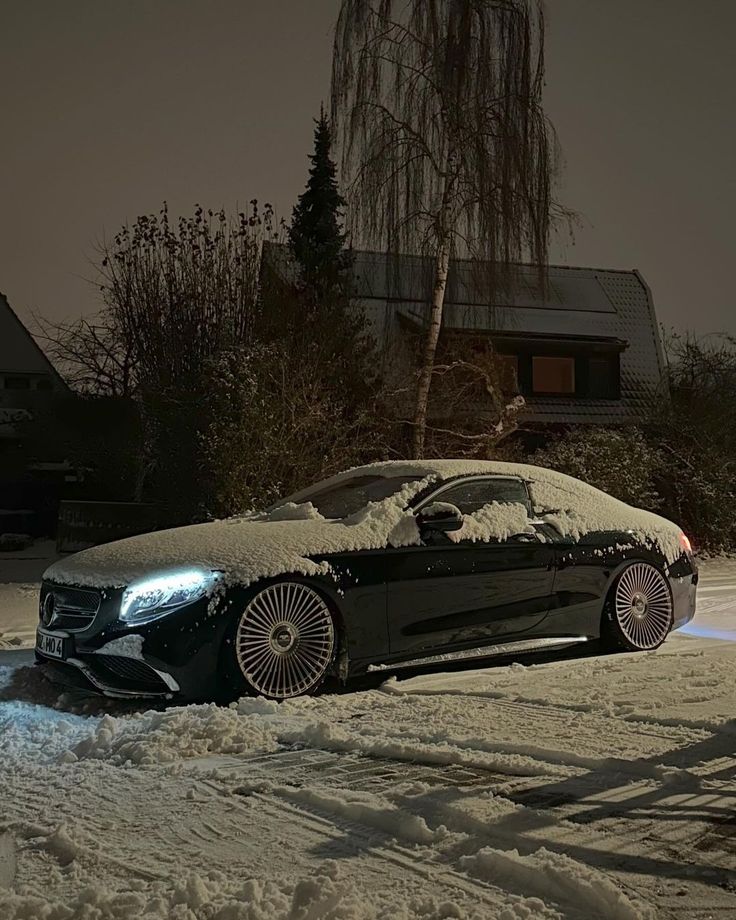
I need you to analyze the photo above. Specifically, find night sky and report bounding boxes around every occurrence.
[2,0,734,334]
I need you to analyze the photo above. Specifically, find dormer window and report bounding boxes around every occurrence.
[532,356,575,395]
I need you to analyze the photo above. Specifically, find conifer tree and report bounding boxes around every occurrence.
[277,107,384,462]
[288,106,352,301]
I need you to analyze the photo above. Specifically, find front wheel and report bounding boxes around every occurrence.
[228,582,336,700]
[603,562,673,652]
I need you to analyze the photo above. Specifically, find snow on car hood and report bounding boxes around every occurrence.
[43,478,428,589]
[43,460,685,589]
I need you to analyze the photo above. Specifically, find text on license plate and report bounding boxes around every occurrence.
[37,630,65,659]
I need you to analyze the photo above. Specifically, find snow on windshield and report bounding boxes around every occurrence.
[268,474,425,520]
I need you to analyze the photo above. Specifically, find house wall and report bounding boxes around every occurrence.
[0,372,56,410]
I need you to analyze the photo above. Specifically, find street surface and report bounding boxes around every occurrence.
[0,554,734,918]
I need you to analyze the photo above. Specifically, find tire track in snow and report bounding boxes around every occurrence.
[0,834,16,889]
[183,734,736,919]
[193,774,556,918]
[214,776,625,920]
[187,752,668,919]
[389,680,736,739]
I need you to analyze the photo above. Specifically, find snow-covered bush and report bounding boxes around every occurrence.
[532,427,663,512]
[199,341,389,518]
[649,333,736,552]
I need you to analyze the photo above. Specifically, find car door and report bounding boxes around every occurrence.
[385,476,556,658]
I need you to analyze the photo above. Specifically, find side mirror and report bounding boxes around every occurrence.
[416,501,464,533]
[508,531,541,543]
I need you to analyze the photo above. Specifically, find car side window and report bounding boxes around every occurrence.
[429,478,531,516]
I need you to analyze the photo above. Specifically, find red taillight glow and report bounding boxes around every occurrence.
[679,531,692,554]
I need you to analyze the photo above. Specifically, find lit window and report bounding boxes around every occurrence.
[532,357,575,395]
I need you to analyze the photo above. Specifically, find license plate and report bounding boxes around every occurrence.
[36,628,69,660]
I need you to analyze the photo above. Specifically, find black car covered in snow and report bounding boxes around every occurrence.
[36,460,697,701]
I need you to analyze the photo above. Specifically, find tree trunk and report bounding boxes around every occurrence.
[412,235,451,458]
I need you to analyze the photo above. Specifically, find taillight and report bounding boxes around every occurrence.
[679,531,692,554]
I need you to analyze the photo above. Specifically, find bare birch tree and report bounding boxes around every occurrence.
[332,0,567,457]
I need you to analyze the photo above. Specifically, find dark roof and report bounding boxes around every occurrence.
[0,292,67,386]
[351,249,623,313]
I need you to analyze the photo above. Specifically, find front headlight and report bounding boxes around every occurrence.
[120,569,218,624]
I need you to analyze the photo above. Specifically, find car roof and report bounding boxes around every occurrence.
[339,460,532,481]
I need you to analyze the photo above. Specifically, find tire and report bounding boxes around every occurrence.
[602,562,673,652]
[226,581,336,700]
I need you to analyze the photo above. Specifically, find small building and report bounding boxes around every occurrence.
[0,291,69,534]
[0,291,66,437]
[263,242,666,428]
[350,250,666,427]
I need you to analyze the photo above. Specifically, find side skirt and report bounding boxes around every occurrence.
[366,635,590,673]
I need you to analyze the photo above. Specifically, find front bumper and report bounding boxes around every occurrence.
[35,582,233,700]
[37,653,177,699]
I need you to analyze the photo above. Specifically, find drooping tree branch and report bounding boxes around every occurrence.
[332,0,571,456]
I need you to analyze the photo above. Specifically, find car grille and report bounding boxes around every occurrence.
[42,585,101,631]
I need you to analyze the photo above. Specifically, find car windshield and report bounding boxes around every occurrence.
[269,474,425,520]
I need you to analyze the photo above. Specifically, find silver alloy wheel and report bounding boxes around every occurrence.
[235,583,335,699]
[614,563,673,649]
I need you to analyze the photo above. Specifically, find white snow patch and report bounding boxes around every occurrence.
[278,785,445,845]
[449,502,533,544]
[266,501,325,521]
[0,860,436,920]
[278,718,569,779]
[93,634,146,659]
[70,705,279,765]
[461,846,656,920]
[0,584,40,650]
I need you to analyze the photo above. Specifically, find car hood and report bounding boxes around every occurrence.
[43,510,421,590]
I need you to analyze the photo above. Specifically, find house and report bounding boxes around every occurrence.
[0,291,69,534]
[0,291,67,436]
[263,243,666,428]
[352,251,666,427]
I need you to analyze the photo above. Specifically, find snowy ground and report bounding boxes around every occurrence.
[0,540,57,651]
[0,553,734,919]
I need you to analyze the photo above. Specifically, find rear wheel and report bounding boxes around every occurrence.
[603,562,673,652]
[230,582,336,700]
